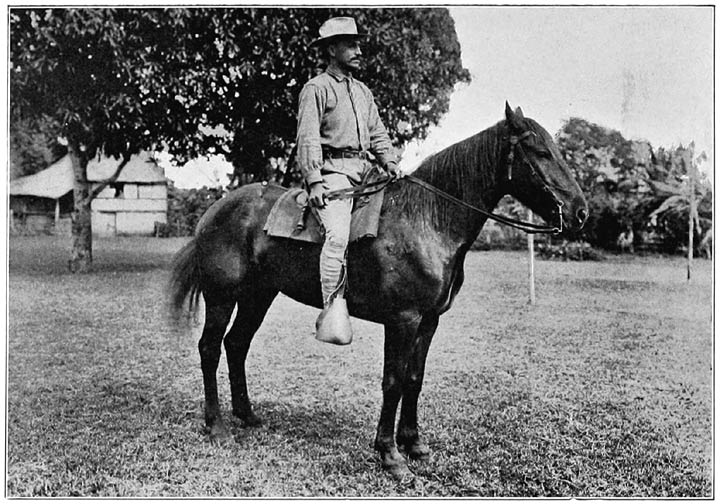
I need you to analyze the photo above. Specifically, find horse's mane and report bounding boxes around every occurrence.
[390,120,505,230]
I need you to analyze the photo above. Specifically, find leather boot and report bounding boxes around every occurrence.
[315,296,353,345]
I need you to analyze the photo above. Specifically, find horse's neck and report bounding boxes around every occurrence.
[409,125,505,243]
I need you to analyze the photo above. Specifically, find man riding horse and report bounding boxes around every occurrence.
[169,16,588,478]
[296,17,401,345]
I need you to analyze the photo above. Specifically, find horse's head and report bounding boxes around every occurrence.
[501,103,588,232]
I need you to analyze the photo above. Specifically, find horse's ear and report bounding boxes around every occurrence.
[505,101,514,121]
[505,102,523,130]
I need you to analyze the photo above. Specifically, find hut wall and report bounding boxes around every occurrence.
[91,182,167,236]
[9,194,73,236]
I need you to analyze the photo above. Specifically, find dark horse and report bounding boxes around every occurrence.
[168,104,588,478]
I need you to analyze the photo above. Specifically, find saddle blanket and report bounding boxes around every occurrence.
[263,185,384,244]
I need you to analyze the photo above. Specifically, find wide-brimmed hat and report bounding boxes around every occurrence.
[310,17,366,47]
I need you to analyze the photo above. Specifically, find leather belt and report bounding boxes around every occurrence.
[322,147,368,160]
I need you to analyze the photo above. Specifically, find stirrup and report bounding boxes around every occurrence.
[315,296,353,345]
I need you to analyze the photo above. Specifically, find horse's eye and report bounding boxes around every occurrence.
[536,150,553,159]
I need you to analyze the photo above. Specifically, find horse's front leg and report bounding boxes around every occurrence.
[397,312,439,461]
[375,317,420,479]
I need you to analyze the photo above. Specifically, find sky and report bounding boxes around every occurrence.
[401,6,714,174]
[165,5,714,187]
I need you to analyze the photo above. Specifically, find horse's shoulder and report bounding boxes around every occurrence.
[374,221,457,285]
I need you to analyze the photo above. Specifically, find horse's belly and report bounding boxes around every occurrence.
[261,233,452,325]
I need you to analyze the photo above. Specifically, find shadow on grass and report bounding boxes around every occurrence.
[9,236,185,276]
[8,366,712,498]
[10,254,175,276]
[246,400,372,442]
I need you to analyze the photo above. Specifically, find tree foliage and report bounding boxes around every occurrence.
[556,118,650,247]
[10,116,66,179]
[11,9,228,163]
[163,183,225,237]
[556,118,712,253]
[10,7,468,269]
[12,8,468,176]
[646,145,712,253]
[11,8,214,270]
[172,8,471,184]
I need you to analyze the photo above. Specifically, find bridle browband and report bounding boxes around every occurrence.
[325,130,565,235]
[506,130,536,180]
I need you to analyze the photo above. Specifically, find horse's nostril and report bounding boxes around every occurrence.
[576,208,588,224]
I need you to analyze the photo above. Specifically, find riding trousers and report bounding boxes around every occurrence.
[315,157,368,304]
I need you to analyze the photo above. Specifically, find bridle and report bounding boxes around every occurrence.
[503,130,565,234]
[325,130,565,235]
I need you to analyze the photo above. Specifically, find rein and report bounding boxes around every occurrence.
[325,131,564,235]
[326,176,392,200]
[404,175,561,234]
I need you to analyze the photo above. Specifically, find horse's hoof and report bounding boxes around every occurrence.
[242,413,263,427]
[208,422,231,444]
[380,448,412,480]
[406,441,431,462]
[385,461,414,480]
[398,435,431,461]
[233,409,262,427]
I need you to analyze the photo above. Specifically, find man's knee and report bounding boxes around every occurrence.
[324,233,349,252]
[323,219,351,252]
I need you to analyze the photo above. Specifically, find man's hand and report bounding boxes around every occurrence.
[308,181,329,208]
[385,160,403,179]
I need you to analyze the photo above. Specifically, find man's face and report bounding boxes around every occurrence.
[328,37,362,72]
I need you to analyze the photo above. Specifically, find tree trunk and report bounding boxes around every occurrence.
[68,143,92,273]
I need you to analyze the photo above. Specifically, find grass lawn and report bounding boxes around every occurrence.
[7,235,713,497]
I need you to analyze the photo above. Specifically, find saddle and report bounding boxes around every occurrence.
[263,173,385,244]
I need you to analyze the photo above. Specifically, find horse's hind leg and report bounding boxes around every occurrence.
[397,312,439,461]
[199,297,236,441]
[223,286,277,427]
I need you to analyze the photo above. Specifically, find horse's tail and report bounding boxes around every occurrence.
[167,238,203,323]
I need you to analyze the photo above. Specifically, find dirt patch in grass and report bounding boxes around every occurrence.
[7,237,712,497]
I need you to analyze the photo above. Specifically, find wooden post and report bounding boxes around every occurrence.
[687,155,696,281]
[527,209,536,304]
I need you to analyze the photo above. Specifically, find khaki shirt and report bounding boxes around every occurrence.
[296,67,395,185]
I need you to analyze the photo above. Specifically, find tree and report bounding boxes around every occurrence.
[11,8,469,271]
[556,118,654,248]
[556,117,712,254]
[11,9,202,271]
[177,8,470,185]
[165,183,225,237]
[647,144,712,254]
